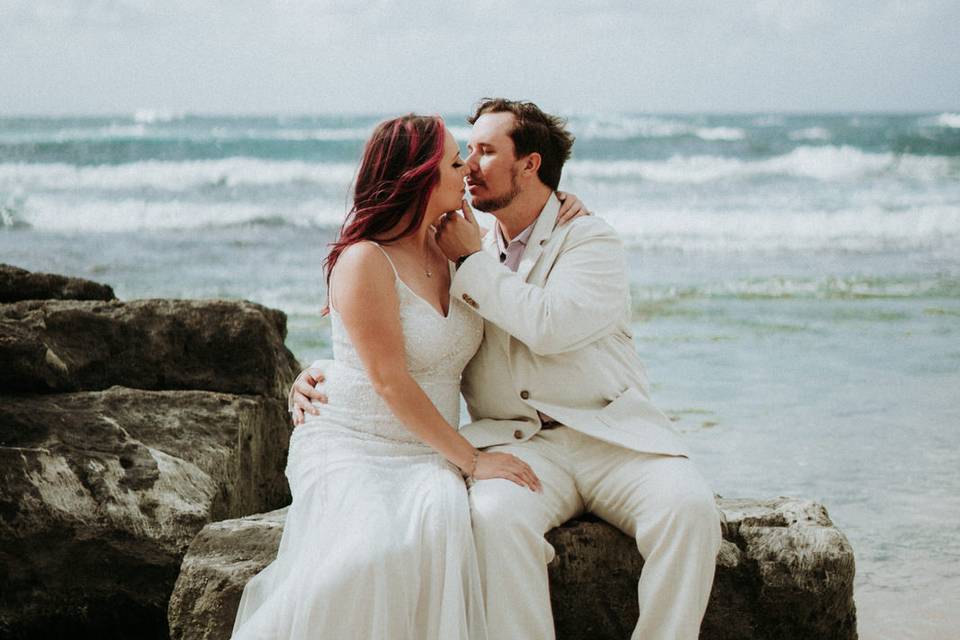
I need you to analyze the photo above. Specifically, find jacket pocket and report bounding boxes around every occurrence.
[597,387,673,432]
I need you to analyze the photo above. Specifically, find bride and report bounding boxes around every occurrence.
[231,115,582,639]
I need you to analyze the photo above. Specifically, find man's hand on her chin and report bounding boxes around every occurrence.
[435,199,482,262]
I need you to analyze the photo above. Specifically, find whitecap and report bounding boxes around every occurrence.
[569,115,693,140]
[14,195,347,232]
[788,127,832,141]
[694,127,746,141]
[133,109,183,124]
[565,146,956,183]
[932,113,960,129]
[602,204,960,253]
[0,158,358,192]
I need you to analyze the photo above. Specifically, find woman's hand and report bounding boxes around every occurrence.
[556,191,591,225]
[435,199,483,262]
[471,451,542,492]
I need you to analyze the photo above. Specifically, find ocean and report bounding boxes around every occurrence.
[2,111,959,639]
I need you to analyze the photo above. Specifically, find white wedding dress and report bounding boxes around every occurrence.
[232,245,487,640]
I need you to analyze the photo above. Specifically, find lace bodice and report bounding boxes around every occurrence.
[302,247,483,443]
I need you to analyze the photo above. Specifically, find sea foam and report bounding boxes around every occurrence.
[604,205,960,253]
[0,158,358,192]
[567,115,747,141]
[932,113,960,129]
[17,195,347,231]
[566,146,956,183]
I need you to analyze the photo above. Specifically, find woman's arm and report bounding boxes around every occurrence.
[331,242,541,490]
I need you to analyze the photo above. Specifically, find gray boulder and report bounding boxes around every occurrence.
[1,269,301,638]
[0,298,299,396]
[0,387,292,639]
[168,497,857,640]
[0,263,115,303]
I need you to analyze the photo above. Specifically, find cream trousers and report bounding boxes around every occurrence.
[469,426,721,640]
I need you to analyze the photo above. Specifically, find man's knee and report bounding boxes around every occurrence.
[679,487,721,529]
[643,466,721,543]
[470,478,542,538]
[664,485,722,556]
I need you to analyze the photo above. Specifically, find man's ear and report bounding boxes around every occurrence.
[519,152,541,178]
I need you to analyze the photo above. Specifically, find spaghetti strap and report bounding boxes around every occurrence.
[329,242,398,313]
[369,242,400,279]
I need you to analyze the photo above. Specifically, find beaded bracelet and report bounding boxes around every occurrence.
[463,450,480,480]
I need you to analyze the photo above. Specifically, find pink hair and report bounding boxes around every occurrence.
[322,115,446,313]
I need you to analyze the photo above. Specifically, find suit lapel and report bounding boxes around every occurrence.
[481,224,498,257]
[517,193,561,282]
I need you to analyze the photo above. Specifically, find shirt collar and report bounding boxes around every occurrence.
[495,220,536,255]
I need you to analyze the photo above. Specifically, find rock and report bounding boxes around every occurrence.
[0,387,292,639]
[549,499,858,640]
[0,299,299,396]
[167,497,857,640]
[168,509,286,640]
[0,263,115,303]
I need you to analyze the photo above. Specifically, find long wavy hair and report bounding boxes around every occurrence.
[322,115,446,314]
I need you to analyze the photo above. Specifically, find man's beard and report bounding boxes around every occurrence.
[470,169,521,213]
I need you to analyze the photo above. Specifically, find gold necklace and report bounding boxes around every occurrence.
[400,243,432,278]
[422,244,433,278]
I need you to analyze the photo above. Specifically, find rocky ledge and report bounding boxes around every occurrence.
[1,263,115,303]
[0,266,299,639]
[0,298,296,396]
[169,497,857,640]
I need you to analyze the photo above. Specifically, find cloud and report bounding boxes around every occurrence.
[1,1,958,114]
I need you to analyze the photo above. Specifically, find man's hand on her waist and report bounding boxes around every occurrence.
[289,365,329,426]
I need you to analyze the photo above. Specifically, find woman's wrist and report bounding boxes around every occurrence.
[460,449,480,479]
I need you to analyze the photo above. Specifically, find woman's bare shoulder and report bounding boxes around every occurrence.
[330,242,397,308]
[334,242,394,279]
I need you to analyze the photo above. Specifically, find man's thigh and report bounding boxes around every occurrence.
[469,433,584,535]
[572,435,716,538]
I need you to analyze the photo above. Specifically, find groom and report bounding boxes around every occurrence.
[294,99,721,639]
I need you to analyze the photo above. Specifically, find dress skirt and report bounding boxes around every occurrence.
[231,421,488,639]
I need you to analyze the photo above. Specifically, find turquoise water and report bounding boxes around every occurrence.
[3,113,959,638]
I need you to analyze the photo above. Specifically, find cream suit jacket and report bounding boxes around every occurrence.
[452,193,689,457]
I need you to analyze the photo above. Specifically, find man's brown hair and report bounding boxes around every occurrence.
[468,98,575,191]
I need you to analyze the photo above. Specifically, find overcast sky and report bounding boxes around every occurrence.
[2,0,958,115]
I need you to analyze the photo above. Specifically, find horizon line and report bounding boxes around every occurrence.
[1,108,958,119]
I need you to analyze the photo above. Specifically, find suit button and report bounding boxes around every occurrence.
[520,390,529,400]
[513,430,524,440]
[539,239,547,246]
